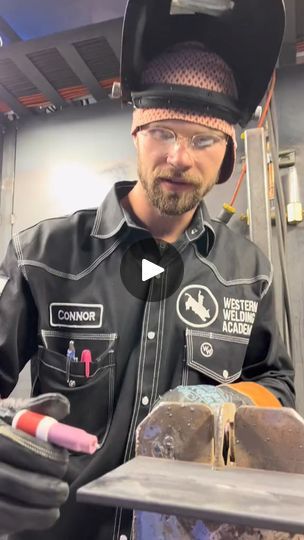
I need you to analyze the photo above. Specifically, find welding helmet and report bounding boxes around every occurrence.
[119,0,285,128]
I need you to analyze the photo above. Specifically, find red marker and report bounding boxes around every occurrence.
[81,349,92,378]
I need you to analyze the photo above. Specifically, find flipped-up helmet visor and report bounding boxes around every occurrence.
[120,0,285,127]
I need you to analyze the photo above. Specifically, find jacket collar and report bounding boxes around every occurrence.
[91,181,215,252]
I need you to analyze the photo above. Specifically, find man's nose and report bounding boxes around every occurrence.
[166,140,193,170]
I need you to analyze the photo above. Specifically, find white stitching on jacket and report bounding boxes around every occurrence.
[17,236,127,280]
[150,272,167,409]
[187,328,249,345]
[113,284,154,540]
[13,234,29,282]
[193,244,271,289]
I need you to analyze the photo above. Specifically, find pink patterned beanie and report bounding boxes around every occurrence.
[132,42,238,183]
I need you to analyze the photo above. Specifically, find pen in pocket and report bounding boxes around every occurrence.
[80,349,92,378]
[66,340,77,387]
[67,340,77,362]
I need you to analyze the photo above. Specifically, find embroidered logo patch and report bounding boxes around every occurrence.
[0,276,9,297]
[222,296,258,336]
[50,303,103,328]
[200,342,214,358]
[176,285,218,328]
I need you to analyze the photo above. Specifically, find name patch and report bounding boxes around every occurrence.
[50,303,103,328]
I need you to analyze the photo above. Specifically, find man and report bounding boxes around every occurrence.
[0,19,295,540]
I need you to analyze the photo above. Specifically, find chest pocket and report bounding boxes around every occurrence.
[31,330,117,447]
[185,328,249,384]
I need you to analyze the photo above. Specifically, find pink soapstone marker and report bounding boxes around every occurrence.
[48,421,98,454]
[12,410,99,454]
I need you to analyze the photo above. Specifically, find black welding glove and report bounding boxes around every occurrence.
[0,393,70,535]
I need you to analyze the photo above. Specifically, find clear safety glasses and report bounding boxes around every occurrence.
[139,125,228,153]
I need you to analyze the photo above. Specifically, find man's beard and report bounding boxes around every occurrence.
[138,165,217,216]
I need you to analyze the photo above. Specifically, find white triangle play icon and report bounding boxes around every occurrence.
[142,259,165,282]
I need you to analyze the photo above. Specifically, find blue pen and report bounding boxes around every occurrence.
[67,340,77,362]
[66,340,77,387]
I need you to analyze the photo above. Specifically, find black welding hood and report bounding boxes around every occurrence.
[120,0,285,127]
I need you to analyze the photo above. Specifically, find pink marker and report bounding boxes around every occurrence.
[80,349,92,378]
[12,410,99,454]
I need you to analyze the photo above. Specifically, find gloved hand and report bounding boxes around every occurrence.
[0,393,70,536]
[160,381,282,408]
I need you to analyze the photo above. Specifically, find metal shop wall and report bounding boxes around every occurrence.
[274,64,304,414]
[0,64,303,412]
[0,98,137,261]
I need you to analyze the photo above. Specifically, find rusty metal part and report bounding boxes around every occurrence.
[136,402,214,464]
[234,406,304,473]
[77,404,304,539]
[77,455,304,536]
[214,402,236,467]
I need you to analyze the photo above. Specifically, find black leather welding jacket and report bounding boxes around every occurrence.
[0,181,295,540]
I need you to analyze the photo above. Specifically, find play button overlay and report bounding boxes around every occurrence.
[120,237,184,301]
[142,259,164,282]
